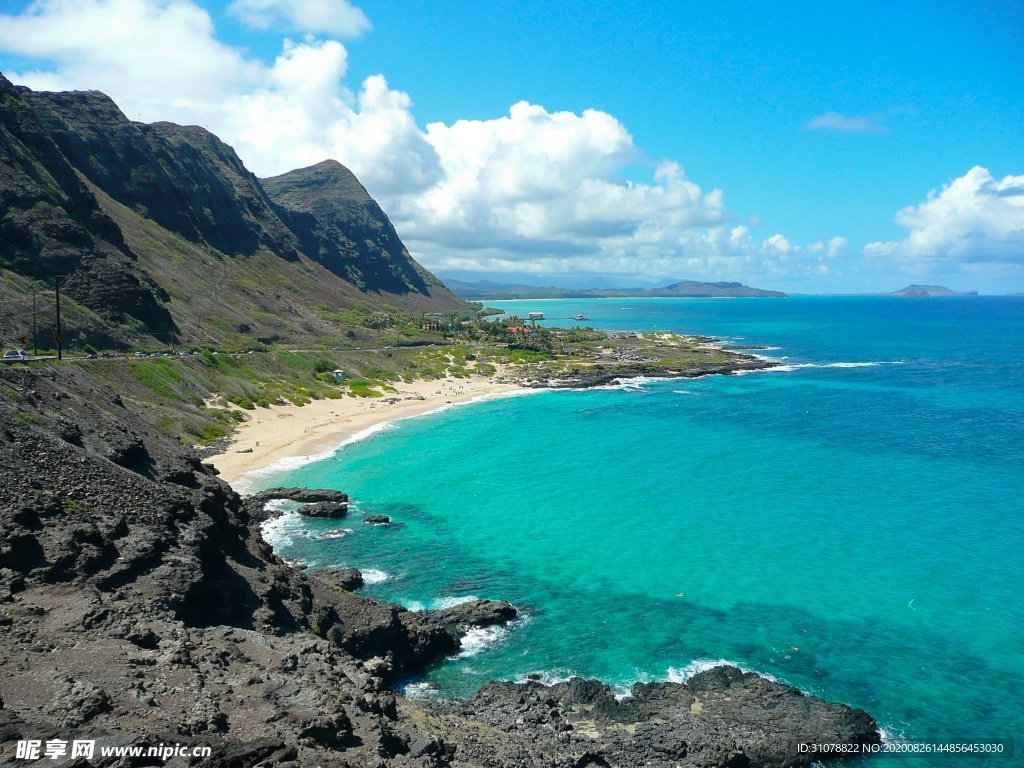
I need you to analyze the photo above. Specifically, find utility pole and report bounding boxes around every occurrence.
[54,277,63,360]
[32,290,37,357]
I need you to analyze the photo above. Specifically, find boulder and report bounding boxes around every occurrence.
[434,599,518,631]
[297,502,348,519]
[364,515,391,525]
[249,486,349,504]
[315,567,364,591]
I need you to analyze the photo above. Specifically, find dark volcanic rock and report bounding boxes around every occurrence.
[298,501,349,519]
[244,487,350,523]
[250,487,350,504]
[441,665,879,768]
[364,514,391,525]
[434,599,518,631]
[315,567,364,592]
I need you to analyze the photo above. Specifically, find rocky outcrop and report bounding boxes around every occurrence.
[516,355,775,389]
[0,364,878,767]
[429,666,878,768]
[299,502,349,519]
[434,600,518,631]
[315,567,364,592]
[244,487,350,523]
[365,514,392,525]
[250,487,351,504]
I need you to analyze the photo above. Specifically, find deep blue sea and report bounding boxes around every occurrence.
[263,296,1023,765]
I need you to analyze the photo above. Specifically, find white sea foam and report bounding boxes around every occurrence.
[824,360,905,368]
[233,422,394,493]
[403,681,442,699]
[734,359,906,376]
[361,569,391,585]
[457,625,508,657]
[233,389,537,493]
[666,658,778,684]
[260,509,301,548]
[513,669,578,687]
[432,595,479,610]
[316,528,353,540]
[596,375,656,391]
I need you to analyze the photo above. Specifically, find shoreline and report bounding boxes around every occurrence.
[206,348,776,489]
[205,374,528,489]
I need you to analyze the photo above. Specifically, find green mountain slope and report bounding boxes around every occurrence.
[262,160,451,304]
[0,73,467,351]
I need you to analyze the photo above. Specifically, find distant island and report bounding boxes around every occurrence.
[886,284,978,297]
[445,279,787,299]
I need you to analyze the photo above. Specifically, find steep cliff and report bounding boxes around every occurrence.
[0,73,467,351]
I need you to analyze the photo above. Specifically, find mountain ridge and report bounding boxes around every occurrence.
[886,284,978,297]
[0,73,468,350]
[445,278,787,299]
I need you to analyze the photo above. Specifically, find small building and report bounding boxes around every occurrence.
[333,369,347,382]
[528,312,545,320]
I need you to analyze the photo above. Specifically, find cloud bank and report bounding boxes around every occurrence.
[866,167,1024,267]
[0,0,850,286]
[4,1,1019,290]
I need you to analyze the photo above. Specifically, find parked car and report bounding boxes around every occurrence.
[2,350,30,363]
[134,352,148,357]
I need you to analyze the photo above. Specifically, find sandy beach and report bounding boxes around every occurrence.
[205,374,526,489]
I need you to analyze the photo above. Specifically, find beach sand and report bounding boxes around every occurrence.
[205,374,526,489]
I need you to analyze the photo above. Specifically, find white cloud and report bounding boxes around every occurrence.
[0,0,261,122]
[0,0,842,287]
[220,41,442,193]
[806,112,886,134]
[228,0,370,38]
[866,167,1024,266]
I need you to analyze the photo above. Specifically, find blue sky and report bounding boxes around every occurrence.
[1,0,1022,292]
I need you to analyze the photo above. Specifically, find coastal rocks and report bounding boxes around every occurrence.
[250,487,350,504]
[305,587,461,675]
[430,665,879,768]
[525,357,776,389]
[315,567,364,592]
[434,599,518,631]
[299,502,349,519]
[245,487,351,523]
[364,515,391,525]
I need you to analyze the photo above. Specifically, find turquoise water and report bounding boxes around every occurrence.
[265,296,1023,764]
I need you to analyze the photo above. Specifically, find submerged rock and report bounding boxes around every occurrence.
[364,515,391,525]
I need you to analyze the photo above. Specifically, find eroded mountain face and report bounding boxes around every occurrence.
[0,73,466,347]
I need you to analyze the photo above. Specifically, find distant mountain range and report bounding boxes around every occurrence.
[886,285,978,297]
[445,279,787,300]
[0,72,467,348]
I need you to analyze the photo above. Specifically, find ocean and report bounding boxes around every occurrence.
[261,296,1023,765]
